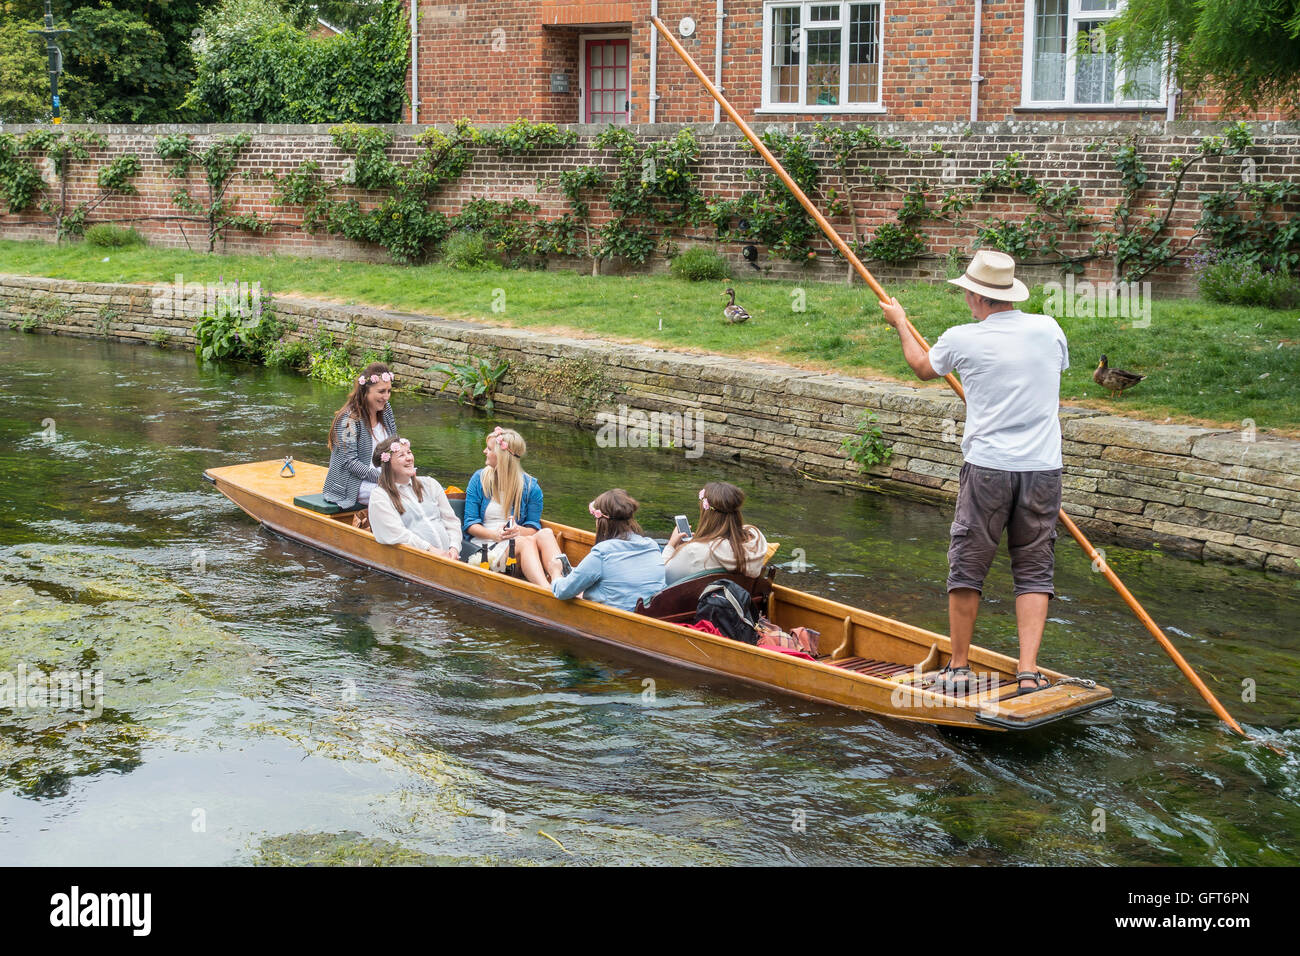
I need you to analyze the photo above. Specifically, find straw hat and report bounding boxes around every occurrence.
[947,249,1029,302]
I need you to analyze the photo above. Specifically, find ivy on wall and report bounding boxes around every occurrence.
[3,117,1297,280]
[156,132,270,253]
[0,129,140,240]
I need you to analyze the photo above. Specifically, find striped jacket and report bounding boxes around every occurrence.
[322,403,397,509]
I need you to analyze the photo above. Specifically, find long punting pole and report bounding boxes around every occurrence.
[649,16,1253,740]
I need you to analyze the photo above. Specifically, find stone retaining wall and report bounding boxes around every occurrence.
[4,272,1298,574]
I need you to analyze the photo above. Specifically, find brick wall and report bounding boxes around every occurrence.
[408,0,1287,126]
[3,120,1298,293]
[5,272,1299,574]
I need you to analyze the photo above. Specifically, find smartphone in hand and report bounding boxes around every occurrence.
[674,515,692,541]
[557,554,572,576]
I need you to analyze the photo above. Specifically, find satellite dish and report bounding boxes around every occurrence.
[679,17,696,38]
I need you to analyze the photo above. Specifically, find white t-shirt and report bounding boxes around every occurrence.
[927,309,1069,471]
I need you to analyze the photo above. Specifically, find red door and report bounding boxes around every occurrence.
[585,39,629,125]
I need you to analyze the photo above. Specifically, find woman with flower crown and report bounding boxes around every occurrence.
[661,481,769,586]
[366,436,462,560]
[322,361,397,511]
[461,427,555,584]
[550,489,665,611]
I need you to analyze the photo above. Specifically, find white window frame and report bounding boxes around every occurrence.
[579,33,633,125]
[1019,0,1167,109]
[758,1,886,114]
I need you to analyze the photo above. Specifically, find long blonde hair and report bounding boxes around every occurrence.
[481,427,527,519]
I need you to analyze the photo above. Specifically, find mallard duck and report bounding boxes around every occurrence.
[723,287,750,324]
[1094,355,1145,398]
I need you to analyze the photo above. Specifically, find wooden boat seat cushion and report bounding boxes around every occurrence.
[293,492,360,515]
[634,566,777,624]
[296,486,466,519]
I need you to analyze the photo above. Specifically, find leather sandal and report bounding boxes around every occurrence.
[934,663,976,694]
[1014,671,1051,696]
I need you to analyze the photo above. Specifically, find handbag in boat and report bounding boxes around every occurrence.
[695,580,760,645]
[755,617,820,657]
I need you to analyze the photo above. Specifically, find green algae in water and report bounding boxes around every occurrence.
[0,545,266,797]
[248,830,469,867]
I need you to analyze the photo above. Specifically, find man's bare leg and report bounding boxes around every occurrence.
[947,588,980,668]
[1014,592,1050,689]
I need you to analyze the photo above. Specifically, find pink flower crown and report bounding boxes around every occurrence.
[380,437,411,463]
[359,371,394,386]
[588,500,604,521]
[489,426,512,453]
[698,488,710,510]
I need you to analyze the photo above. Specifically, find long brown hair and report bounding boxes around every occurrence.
[373,435,422,515]
[328,361,392,450]
[694,481,758,571]
[591,488,643,544]
[481,427,527,519]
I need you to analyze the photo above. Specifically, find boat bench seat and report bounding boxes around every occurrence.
[295,487,468,521]
[634,566,777,624]
[293,492,360,515]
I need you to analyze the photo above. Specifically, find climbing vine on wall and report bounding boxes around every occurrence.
[0,130,141,240]
[156,132,269,252]
[1088,122,1298,281]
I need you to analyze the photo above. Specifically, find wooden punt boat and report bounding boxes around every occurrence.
[203,459,1114,731]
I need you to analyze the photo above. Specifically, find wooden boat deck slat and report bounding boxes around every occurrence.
[831,657,913,677]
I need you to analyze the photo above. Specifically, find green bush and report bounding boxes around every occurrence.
[186,0,409,124]
[265,338,311,370]
[1198,256,1300,309]
[440,230,498,271]
[84,224,145,248]
[193,304,285,363]
[670,246,730,281]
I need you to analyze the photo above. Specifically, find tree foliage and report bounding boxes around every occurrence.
[185,0,408,123]
[1109,0,1300,115]
[0,16,47,122]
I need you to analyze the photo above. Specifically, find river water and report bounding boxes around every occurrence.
[0,331,1296,866]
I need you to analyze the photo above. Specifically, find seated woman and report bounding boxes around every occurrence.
[662,481,769,586]
[550,489,666,612]
[366,436,461,560]
[322,362,397,512]
[461,427,555,585]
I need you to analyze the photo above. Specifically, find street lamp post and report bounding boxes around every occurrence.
[28,0,72,125]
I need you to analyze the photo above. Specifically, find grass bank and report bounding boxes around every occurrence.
[2,238,1298,432]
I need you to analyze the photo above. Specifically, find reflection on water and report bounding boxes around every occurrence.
[0,331,1297,865]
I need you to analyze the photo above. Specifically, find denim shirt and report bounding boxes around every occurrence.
[462,469,543,532]
[552,535,667,612]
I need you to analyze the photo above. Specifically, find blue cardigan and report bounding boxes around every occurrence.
[462,468,543,533]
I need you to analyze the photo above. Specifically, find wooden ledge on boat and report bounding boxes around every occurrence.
[202,459,1116,732]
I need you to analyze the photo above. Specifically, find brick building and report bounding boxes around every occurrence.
[405,0,1274,127]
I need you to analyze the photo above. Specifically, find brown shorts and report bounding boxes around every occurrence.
[947,462,1063,597]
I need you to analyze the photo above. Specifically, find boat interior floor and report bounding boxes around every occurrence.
[829,657,1022,701]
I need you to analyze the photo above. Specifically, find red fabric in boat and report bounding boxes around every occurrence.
[766,647,816,662]
[687,620,724,636]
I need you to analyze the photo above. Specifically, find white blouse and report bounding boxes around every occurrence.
[468,497,508,545]
[662,527,769,586]
[368,476,461,554]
